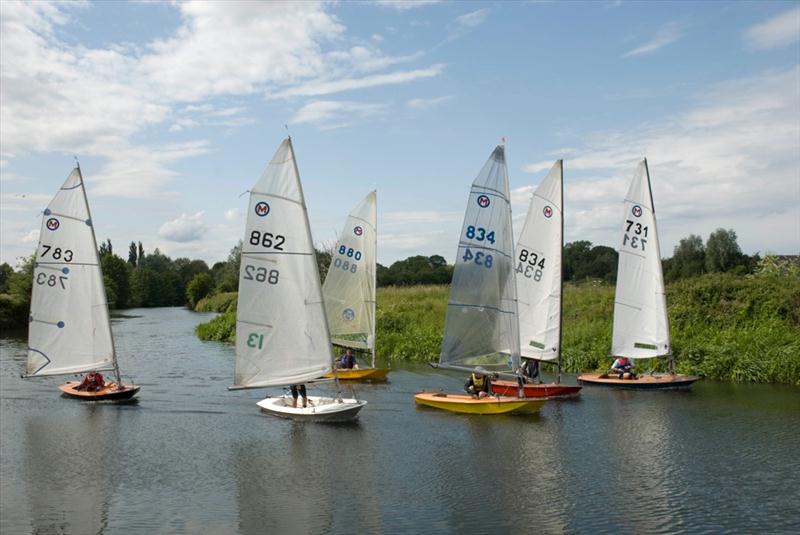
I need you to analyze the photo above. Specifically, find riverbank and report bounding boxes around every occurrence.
[195,271,800,385]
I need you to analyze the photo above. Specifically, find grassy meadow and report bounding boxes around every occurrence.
[195,270,799,385]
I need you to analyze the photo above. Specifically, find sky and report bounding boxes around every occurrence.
[1,0,798,268]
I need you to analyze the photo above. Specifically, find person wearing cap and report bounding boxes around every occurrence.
[464,367,491,399]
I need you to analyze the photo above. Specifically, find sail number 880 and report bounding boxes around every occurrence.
[338,245,362,261]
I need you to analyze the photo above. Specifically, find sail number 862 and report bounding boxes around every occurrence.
[243,265,279,284]
[249,231,285,250]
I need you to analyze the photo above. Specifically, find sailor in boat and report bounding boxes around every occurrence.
[520,358,540,383]
[338,348,358,370]
[76,371,106,392]
[290,384,309,408]
[611,357,636,379]
[465,367,491,399]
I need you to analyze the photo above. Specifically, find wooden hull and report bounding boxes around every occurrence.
[577,373,701,389]
[322,367,389,381]
[58,381,140,401]
[491,380,582,399]
[257,395,366,422]
[414,392,545,415]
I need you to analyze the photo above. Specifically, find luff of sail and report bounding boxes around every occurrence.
[322,191,377,352]
[27,168,115,376]
[611,159,670,359]
[234,138,333,388]
[516,160,563,362]
[440,145,521,371]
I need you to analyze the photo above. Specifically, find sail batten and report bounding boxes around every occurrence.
[516,160,563,362]
[439,145,520,371]
[611,160,670,359]
[26,168,115,377]
[234,138,333,388]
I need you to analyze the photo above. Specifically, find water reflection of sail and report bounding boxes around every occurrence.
[24,408,116,534]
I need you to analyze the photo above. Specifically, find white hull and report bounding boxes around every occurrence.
[256,395,366,422]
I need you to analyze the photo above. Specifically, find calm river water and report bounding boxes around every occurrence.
[1,307,798,534]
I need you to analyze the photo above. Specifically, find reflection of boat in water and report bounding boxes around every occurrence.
[578,160,699,389]
[24,165,139,401]
[491,160,581,399]
[414,144,543,415]
[322,191,388,382]
[231,137,365,421]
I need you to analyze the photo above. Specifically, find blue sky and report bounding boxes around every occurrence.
[1,0,798,267]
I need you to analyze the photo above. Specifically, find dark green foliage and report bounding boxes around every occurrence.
[666,234,705,281]
[0,263,13,294]
[317,249,331,282]
[186,272,214,309]
[100,253,131,308]
[128,241,138,266]
[705,228,742,273]
[563,241,618,282]
[377,255,453,286]
[195,309,236,343]
[0,256,34,330]
[194,292,238,313]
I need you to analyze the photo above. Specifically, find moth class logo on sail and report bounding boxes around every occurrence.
[46,218,60,231]
[477,195,490,208]
[342,308,355,322]
[632,205,643,218]
[254,202,270,217]
[543,206,553,218]
[353,226,363,236]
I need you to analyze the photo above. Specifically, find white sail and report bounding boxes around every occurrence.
[440,145,520,371]
[27,168,115,376]
[611,159,670,359]
[516,160,562,361]
[234,138,332,388]
[322,191,377,352]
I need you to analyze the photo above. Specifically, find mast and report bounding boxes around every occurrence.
[557,159,564,384]
[76,162,122,387]
[287,136,342,399]
[371,190,377,369]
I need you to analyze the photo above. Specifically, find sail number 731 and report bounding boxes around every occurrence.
[462,248,493,268]
[623,220,648,251]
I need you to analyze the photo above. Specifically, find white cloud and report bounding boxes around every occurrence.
[224,208,242,222]
[623,22,683,57]
[744,6,800,50]
[291,100,388,129]
[373,1,441,11]
[22,229,40,243]
[523,66,800,254]
[158,211,208,242]
[407,95,452,109]
[444,8,490,43]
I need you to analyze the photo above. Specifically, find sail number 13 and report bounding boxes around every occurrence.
[247,333,264,349]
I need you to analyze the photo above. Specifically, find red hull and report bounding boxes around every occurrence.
[491,380,582,398]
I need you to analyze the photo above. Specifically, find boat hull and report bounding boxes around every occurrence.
[322,367,389,381]
[414,392,545,415]
[58,381,140,401]
[491,380,582,398]
[257,395,366,422]
[577,373,700,389]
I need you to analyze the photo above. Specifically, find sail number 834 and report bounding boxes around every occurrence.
[517,249,545,282]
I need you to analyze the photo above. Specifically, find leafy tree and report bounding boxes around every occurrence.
[129,267,156,307]
[667,234,705,280]
[316,249,331,282]
[99,239,112,257]
[214,242,241,292]
[377,255,452,286]
[0,263,13,294]
[563,240,592,281]
[100,253,131,308]
[139,248,173,273]
[138,241,145,263]
[705,228,742,273]
[563,241,617,282]
[128,241,138,266]
[186,272,214,309]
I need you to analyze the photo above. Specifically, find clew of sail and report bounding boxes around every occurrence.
[322,191,377,351]
[234,138,332,388]
[611,159,670,359]
[27,168,114,377]
[439,145,520,372]
[516,160,563,362]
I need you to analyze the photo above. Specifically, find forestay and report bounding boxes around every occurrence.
[440,145,520,371]
[234,138,332,388]
[27,168,115,376]
[322,191,377,352]
[516,160,562,361]
[611,159,670,359]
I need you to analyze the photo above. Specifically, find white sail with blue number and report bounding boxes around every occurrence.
[322,191,377,354]
[26,168,115,376]
[611,159,670,359]
[516,160,563,362]
[234,138,333,388]
[439,144,520,372]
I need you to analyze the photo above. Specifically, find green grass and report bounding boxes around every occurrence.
[194,292,238,313]
[194,272,800,385]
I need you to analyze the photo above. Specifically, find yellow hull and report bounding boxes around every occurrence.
[414,392,545,415]
[323,367,389,381]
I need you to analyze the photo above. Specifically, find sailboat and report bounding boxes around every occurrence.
[414,144,545,415]
[24,166,140,401]
[491,160,581,398]
[578,159,699,388]
[231,137,366,421]
[321,191,388,381]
